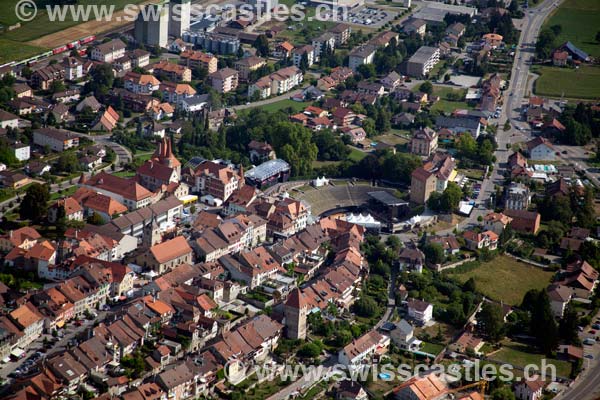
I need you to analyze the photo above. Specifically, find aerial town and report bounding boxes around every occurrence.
[0,0,599,398]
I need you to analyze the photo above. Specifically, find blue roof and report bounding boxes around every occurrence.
[563,41,589,61]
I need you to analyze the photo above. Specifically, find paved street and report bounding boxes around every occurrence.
[556,310,600,400]
[0,311,107,382]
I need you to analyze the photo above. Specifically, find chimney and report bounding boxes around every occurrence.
[9,230,13,238]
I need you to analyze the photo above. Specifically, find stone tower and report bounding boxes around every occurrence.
[284,288,308,340]
[142,215,162,248]
[152,137,181,178]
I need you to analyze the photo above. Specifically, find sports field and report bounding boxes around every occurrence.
[449,255,555,306]
[543,0,600,58]
[533,65,600,100]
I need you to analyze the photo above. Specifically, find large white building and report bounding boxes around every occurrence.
[91,39,126,63]
[33,128,79,152]
[0,109,19,129]
[348,45,376,71]
[406,46,440,77]
[11,142,30,161]
[248,66,303,99]
[338,330,389,370]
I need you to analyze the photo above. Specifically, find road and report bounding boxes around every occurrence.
[555,145,600,187]
[556,310,600,400]
[231,89,304,111]
[0,311,107,383]
[81,133,133,165]
[431,0,564,236]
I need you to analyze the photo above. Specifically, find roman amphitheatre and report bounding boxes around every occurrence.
[289,181,400,216]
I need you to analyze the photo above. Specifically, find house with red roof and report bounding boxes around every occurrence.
[514,376,545,400]
[48,197,84,223]
[140,236,193,274]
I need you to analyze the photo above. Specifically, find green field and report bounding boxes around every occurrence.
[533,65,600,100]
[258,99,310,113]
[490,341,572,378]
[429,85,473,113]
[449,255,555,305]
[421,342,444,355]
[0,38,46,65]
[373,131,410,146]
[543,0,600,58]
[348,148,368,162]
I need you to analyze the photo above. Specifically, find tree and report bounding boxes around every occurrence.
[549,24,562,36]
[491,386,516,400]
[354,296,379,317]
[56,152,80,173]
[54,205,67,239]
[297,341,323,358]
[530,290,559,354]
[84,63,115,97]
[357,63,376,79]
[463,277,476,293]
[87,212,104,225]
[478,302,505,342]
[423,242,445,265]
[535,28,558,59]
[596,31,600,43]
[559,304,580,345]
[440,182,462,212]
[19,183,50,222]
[419,81,433,95]
[253,35,270,57]
[385,235,402,252]
[299,53,309,72]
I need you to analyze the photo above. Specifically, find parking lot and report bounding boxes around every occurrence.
[342,7,398,27]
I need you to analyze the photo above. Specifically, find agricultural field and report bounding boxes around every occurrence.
[0,0,149,52]
[448,255,555,305]
[0,38,45,65]
[533,65,600,100]
[543,0,600,58]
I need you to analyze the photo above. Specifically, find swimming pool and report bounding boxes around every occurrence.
[378,372,392,380]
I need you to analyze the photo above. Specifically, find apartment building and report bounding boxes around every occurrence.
[209,68,239,94]
[151,60,192,82]
[179,50,218,74]
[248,66,303,99]
[348,45,376,71]
[91,39,127,63]
[187,161,243,202]
[406,46,440,77]
[234,56,267,80]
[33,128,79,151]
[123,72,161,95]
